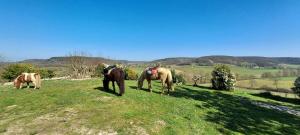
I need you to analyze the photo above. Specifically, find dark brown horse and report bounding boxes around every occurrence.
[103,67,125,96]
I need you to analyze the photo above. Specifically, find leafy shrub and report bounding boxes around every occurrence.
[1,64,36,81]
[92,64,105,78]
[171,69,186,85]
[37,69,55,79]
[292,77,300,97]
[1,64,55,81]
[124,68,138,80]
[211,64,236,90]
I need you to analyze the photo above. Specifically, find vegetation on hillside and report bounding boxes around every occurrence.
[211,65,236,90]
[1,64,55,81]
[124,67,138,80]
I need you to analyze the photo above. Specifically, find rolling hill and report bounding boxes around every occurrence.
[15,55,300,68]
[154,56,300,67]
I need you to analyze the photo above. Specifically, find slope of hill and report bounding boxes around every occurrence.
[20,57,146,67]
[0,79,299,134]
[154,56,300,67]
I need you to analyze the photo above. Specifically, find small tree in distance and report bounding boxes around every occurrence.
[211,64,236,91]
[67,51,95,79]
[292,77,300,97]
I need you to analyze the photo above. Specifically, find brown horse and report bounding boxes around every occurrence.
[103,66,125,96]
[14,73,41,89]
[137,67,174,94]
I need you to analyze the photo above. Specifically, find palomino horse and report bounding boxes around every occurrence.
[14,73,42,89]
[102,64,125,96]
[137,67,174,94]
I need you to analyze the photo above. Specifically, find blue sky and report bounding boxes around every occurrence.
[0,0,299,61]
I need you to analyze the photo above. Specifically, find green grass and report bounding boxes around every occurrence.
[172,65,280,77]
[237,77,297,90]
[0,79,300,135]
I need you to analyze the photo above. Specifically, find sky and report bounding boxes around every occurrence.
[0,0,300,61]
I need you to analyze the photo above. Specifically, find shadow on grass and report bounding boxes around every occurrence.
[129,86,162,95]
[21,86,36,89]
[252,92,300,105]
[169,85,300,135]
[94,86,120,96]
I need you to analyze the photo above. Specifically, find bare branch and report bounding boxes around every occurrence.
[66,51,102,79]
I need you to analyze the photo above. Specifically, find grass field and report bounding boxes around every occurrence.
[172,65,280,77]
[236,77,297,91]
[0,79,300,135]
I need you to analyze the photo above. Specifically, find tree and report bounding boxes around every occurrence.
[37,68,56,79]
[171,69,186,85]
[211,64,236,91]
[192,75,201,86]
[67,51,95,79]
[292,77,300,97]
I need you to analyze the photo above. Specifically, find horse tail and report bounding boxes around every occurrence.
[35,73,42,89]
[167,70,174,91]
[137,71,145,90]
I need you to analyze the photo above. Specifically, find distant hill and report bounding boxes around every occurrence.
[153,56,300,67]
[17,55,300,67]
[20,57,146,67]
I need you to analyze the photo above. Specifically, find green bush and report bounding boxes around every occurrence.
[37,69,56,79]
[171,69,186,85]
[211,64,236,91]
[92,64,105,78]
[1,64,36,81]
[125,68,138,80]
[1,64,56,81]
[292,77,300,97]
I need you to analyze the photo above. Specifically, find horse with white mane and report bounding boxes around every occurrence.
[137,66,174,95]
[14,73,42,89]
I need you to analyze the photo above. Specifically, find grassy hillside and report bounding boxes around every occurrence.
[0,79,299,135]
[154,56,300,67]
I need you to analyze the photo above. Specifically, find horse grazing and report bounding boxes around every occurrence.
[102,64,125,96]
[137,67,174,94]
[14,73,42,89]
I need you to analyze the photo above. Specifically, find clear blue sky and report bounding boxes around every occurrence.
[0,0,299,61]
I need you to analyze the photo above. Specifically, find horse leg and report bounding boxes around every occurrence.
[104,78,111,91]
[161,80,165,95]
[33,82,37,89]
[27,82,30,88]
[148,79,152,93]
[112,81,116,92]
[117,81,124,96]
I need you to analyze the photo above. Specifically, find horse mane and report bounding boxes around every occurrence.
[137,69,147,89]
[14,74,24,89]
